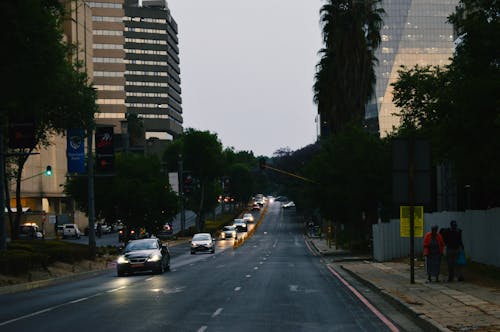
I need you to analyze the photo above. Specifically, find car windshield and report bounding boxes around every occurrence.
[193,234,211,241]
[223,226,235,231]
[125,240,158,251]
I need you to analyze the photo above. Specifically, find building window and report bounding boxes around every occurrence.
[96,99,125,105]
[94,85,124,91]
[93,44,124,50]
[94,71,124,77]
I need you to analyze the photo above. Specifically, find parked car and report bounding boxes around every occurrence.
[19,223,43,240]
[220,225,237,240]
[62,224,81,239]
[243,213,254,223]
[190,233,215,254]
[282,201,296,209]
[232,218,247,232]
[116,238,170,276]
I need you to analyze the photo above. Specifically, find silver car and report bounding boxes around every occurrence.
[191,233,215,254]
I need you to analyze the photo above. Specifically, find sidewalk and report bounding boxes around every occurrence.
[308,237,500,332]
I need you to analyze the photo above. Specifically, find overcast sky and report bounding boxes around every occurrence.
[166,0,324,157]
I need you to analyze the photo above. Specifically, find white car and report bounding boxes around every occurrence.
[243,213,254,223]
[220,225,237,240]
[190,233,215,254]
[62,224,82,239]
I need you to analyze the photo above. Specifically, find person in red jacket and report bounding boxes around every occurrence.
[423,225,445,283]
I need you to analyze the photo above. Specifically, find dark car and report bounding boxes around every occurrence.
[157,222,175,240]
[118,226,149,242]
[116,238,170,276]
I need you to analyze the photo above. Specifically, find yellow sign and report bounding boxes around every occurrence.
[400,206,424,237]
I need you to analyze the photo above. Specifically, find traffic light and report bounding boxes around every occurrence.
[95,126,115,172]
[183,172,194,195]
[259,158,266,170]
[45,166,52,176]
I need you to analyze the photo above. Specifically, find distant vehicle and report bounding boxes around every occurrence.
[116,238,170,276]
[282,201,296,209]
[62,224,81,239]
[232,219,247,232]
[251,203,261,211]
[220,225,237,240]
[157,222,174,240]
[118,227,149,242]
[190,233,215,254]
[19,223,43,240]
[243,213,254,223]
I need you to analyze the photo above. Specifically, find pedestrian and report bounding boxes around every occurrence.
[96,223,102,238]
[423,225,444,283]
[441,220,465,282]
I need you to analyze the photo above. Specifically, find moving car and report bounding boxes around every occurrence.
[243,213,254,223]
[251,203,261,211]
[157,222,174,240]
[116,238,170,276]
[233,218,248,232]
[282,201,296,209]
[190,233,215,254]
[220,225,237,240]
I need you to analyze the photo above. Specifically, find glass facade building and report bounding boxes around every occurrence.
[366,0,458,136]
[124,0,183,139]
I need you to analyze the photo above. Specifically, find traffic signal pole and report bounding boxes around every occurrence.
[87,128,96,258]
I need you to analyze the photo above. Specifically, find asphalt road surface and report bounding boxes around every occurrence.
[0,202,419,332]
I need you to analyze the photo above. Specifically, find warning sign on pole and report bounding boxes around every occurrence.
[400,206,424,237]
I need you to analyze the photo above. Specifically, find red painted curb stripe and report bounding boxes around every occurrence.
[326,265,400,332]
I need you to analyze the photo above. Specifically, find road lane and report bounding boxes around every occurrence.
[0,202,408,332]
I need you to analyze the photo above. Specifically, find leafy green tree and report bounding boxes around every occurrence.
[314,0,384,135]
[65,154,178,234]
[163,129,224,231]
[1,0,97,238]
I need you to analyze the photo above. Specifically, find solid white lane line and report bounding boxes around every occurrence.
[197,326,207,332]
[107,286,126,293]
[212,308,223,318]
[69,297,89,304]
[0,307,54,326]
[146,277,154,281]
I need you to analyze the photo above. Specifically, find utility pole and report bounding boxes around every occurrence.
[0,122,6,250]
[178,154,185,236]
[87,127,96,258]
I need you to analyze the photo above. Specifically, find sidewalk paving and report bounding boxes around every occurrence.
[308,237,500,332]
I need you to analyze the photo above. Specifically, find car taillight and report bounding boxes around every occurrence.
[130,230,135,234]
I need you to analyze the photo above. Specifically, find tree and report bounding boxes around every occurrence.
[163,129,224,231]
[392,0,500,208]
[1,0,97,239]
[314,0,384,135]
[65,154,178,234]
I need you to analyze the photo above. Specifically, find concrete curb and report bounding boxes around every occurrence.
[0,267,113,295]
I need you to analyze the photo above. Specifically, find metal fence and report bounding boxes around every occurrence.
[373,208,500,267]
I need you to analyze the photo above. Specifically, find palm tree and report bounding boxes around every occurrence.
[314,0,384,136]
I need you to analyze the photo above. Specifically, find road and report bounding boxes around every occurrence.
[0,202,419,331]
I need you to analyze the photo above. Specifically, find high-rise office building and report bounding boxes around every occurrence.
[124,0,183,139]
[87,0,127,128]
[366,0,458,136]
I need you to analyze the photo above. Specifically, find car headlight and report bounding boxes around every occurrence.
[147,254,162,262]
[117,255,129,264]
[220,233,225,238]
[191,242,197,247]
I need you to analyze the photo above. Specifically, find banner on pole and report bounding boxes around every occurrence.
[66,128,85,174]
